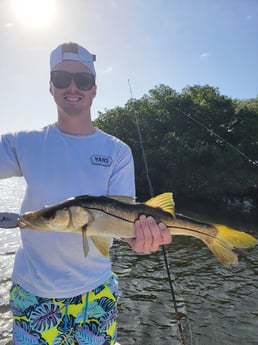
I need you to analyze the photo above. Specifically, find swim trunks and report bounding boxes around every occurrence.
[9,275,118,344]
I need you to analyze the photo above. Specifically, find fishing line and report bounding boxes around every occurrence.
[128,79,186,345]
[171,104,258,168]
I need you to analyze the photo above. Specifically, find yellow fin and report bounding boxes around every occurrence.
[204,224,258,267]
[108,195,137,204]
[144,192,175,217]
[214,224,258,249]
[91,236,110,257]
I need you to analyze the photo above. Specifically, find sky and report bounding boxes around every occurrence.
[1,0,258,132]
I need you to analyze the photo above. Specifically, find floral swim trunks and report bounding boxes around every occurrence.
[9,275,119,345]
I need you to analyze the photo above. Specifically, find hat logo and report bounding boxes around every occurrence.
[62,42,78,54]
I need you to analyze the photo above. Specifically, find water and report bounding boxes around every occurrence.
[0,178,25,345]
[0,178,258,345]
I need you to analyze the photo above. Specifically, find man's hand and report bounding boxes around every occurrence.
[125,215,172,253]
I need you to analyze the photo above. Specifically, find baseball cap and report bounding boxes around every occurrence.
[50,42,96,76]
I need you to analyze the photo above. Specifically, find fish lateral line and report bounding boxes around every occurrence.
[78,202,173,224]
[80,205,137,223]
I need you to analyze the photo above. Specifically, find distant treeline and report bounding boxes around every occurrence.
[94,84,258,208]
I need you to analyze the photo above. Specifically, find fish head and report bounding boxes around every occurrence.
[18,206,71,231]
[18,203,94,233]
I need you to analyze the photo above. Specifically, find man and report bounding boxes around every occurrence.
[0,42,171,344]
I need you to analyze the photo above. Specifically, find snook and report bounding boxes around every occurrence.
[18,193,258,267]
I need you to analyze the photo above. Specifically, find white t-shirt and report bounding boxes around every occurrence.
[0,124,135,298]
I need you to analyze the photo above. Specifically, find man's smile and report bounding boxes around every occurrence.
[64,95,83,102]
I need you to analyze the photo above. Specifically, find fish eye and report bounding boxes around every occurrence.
[42,211,55,220]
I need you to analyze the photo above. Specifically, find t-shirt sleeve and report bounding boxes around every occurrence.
[0,133,23,178]
[107,144,135,197]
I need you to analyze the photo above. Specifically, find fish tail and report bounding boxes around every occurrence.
[205,224,258,267]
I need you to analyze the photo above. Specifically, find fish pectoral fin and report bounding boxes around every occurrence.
[82,225,89,257]
[90,236,110,257]
[144,192,175,217]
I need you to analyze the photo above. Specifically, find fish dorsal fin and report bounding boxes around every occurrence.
[144,192,175,217]
[108,195,137,204]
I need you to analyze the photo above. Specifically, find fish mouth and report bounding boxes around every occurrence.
[18,217,42,229]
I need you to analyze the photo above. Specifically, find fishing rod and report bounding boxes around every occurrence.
[128,80,186,345]
[171,104,258,168]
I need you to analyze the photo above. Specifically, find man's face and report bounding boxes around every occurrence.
[49,60,97,117]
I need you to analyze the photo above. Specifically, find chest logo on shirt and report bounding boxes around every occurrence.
[91,154,113,167]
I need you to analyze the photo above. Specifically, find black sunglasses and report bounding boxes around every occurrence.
[50,71,95,91]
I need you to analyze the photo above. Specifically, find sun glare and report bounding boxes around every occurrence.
[12,0,56,28]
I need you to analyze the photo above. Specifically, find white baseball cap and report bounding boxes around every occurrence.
[50,42,96,76]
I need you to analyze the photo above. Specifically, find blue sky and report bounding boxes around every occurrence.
[1,0,258,132]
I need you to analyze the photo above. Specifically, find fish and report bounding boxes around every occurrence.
[17,192,258,267]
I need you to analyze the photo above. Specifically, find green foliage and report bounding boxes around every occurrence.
[235,96,258,114]
[94,85,258,206]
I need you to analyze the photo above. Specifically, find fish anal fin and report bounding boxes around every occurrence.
[82,225,89,257]
[144,192,175,217]
[91,236,110,257]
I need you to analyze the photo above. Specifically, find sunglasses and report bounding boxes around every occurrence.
[50,71,95,91]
